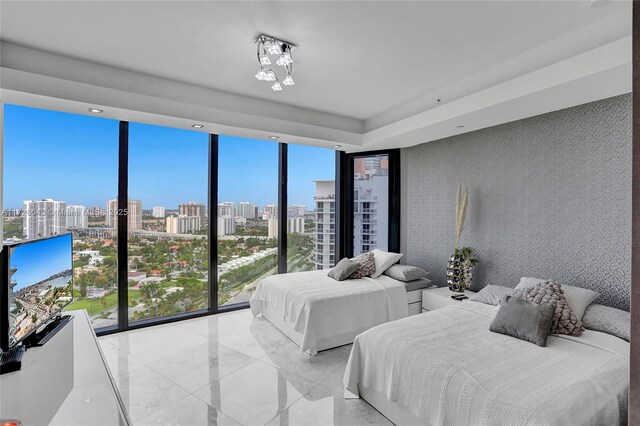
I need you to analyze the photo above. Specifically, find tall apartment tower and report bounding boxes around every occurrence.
[313,181,336,270]
[263,204,277,220]
[267,218,278,239]
[217,202,235,218]
[66,205,88,228]
[166,215,201,234]
[352,157,389,255]
[180,201,206,224]
[238,202,255,219]
[23,199,67,240]
[217,216,236,237]
[106,199,143,230]
[152,206,166,218]
[287,205,307,218]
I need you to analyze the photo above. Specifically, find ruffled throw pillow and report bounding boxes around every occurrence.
[509,281,584,336]
[349,252,376,279]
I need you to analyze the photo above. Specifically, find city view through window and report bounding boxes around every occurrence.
[353,154,390,256]
[2,105,336,329]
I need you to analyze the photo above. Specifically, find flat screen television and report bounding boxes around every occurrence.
[1,233,73,351]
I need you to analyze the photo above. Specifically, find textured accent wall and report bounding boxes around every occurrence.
[401,94,632,311]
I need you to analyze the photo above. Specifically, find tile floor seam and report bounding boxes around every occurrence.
[132,392,193,425]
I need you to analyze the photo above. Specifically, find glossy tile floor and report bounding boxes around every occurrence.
[98,309,393,426]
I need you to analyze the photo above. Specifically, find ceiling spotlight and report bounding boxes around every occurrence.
[88,108,103,113]
[283,74,295,86]
[333,145,342,148]
[457,125,465,129]
[191,124,204,129]
[269,135,280,140]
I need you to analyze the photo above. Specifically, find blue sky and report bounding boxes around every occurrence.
[10,234,72,291]
[4,104,335,210]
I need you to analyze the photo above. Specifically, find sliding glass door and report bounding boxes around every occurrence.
[127,123,209,322]
[217,136,279,307]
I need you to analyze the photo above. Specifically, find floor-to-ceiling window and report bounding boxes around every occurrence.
[287,145,336,272]
[217,136,279,306]
[127,123,209,322]
[352,154,390,256]
[2,104,349,332]
[3,105,120,329]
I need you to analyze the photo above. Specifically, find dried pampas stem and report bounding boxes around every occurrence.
[454,184,468,248]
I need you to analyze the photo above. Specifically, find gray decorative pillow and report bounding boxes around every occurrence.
[327,258,358,281]
[490,296,555,347]
[510,281,584,336]
[514,277,600,321]
[468,285,511,306]
[383,264,428,282]
[582,304,630,342]
[349,252,376,279]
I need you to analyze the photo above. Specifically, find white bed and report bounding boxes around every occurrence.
[344,301,630,426]
[249,269,408,355]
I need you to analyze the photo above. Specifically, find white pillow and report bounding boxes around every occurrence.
[514,277,600,321]
[370,249,403,278]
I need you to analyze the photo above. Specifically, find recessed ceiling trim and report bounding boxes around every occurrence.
[0,35,631,152]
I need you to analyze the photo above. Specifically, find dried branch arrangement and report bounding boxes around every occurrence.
[454,184,468,248]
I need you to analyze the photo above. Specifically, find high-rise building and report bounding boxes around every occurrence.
[23,199,67,240]
[267,218,278,239]
[66,205,88,229]
[353,159,389,255]
[238,202,256,219]
[287,217,305,234]
[152,206,166,218]
[180,201,206,224]
[217,202,235,218]
[313,182,335,270]
[217,216,236,237]
[287,205,307,218]
[106,199,143,230]
[166,215,201,234]
[263,204,277,220]
[106,199,117,227]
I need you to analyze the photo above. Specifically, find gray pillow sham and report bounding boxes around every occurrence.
[581,304,630,342]
[468,285,511,306]
[383,264,428,282]
[489,295,555,347]
[327,258,358,281]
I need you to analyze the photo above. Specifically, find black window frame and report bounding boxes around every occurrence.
[339,149,401,259]
[95,129,340,336]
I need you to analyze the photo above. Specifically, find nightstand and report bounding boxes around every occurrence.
[421,287,476,312]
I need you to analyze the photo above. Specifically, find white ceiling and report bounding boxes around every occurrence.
[0,1,633,151]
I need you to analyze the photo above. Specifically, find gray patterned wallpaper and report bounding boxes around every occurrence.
[400,94,632,311]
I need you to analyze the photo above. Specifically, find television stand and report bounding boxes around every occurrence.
[24,314,72,348]
[0,345,25,374]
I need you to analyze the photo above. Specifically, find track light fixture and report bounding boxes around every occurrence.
[255,34,296,91]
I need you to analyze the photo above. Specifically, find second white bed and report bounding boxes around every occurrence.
[249,270,408,355]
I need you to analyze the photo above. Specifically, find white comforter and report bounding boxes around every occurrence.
[344,301,629,426]
[250,270,408,354]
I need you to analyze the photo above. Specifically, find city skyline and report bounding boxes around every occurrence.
[4,104,335,209]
